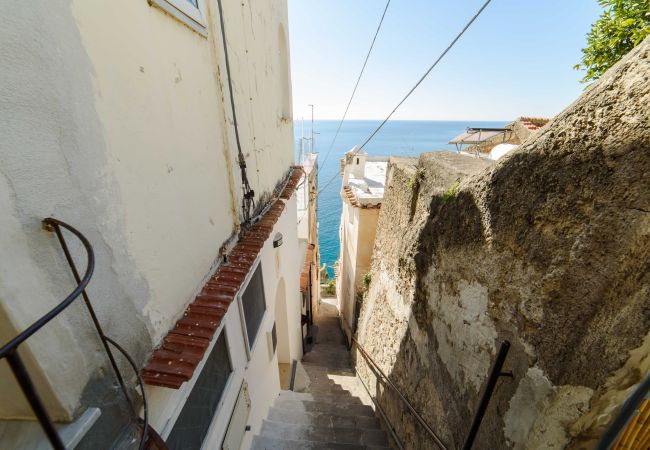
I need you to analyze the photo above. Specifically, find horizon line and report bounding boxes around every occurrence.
[292,118,510,122]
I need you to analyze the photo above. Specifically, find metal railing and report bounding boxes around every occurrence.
[0,218,150,450]
[351,336,512,450]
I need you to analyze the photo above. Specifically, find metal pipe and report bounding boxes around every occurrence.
[104,337,149,450]
[0,219,94,358]
[352,336,448,450]
[51,221,134,411]
[462,340,512,450]
[6,350,66,450]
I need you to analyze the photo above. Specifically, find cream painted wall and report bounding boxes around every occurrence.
[145,193,301,449]
[0,0,294,429]
[337,198,381,341]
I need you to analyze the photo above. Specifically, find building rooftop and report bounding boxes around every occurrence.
[518,117,549,131]
[347,160,387,204]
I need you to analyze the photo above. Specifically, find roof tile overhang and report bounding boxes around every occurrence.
[343,185,381,209]
[142,167,303,389]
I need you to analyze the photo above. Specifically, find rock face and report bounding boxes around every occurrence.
[355,39,650,449]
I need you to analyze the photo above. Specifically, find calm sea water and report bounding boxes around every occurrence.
[293,120,505,278]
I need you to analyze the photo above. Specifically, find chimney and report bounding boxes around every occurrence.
[350,149,367,179]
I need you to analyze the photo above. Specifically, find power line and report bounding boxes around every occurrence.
[317,169,342,197]
[357,0,493,151]
[317,0,391,175]
[316,0,493,199]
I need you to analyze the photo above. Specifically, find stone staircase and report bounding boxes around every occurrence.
[251,299,392,450]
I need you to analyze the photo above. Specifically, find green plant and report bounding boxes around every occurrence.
[575,0,650,83]
[326,279,336,295]
[441,181,459,204]
[363,272,372,289]
[406,167,425,191]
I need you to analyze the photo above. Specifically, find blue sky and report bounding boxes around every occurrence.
[288,0,603,121]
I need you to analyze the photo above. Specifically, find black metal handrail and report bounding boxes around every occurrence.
[0,218,149,450]
[351,336,448,450]
[352,336,512,450]
[462,341,512,449]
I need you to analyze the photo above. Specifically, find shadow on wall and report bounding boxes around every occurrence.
[353,38,650,450]
[354,187,524,450]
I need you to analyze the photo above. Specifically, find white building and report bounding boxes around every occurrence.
[336,149,388,344]
[0,0,306,448]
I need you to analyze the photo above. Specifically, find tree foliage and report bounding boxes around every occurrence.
[576,0,650,83]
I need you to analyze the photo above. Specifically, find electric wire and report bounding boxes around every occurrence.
[317,0,493,197]
[317,0,391,176]
[356,0,493,151]
[216,0,255,224]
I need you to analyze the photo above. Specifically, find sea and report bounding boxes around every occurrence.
[293,120,505,278]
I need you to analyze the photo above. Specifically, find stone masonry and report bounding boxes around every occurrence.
[355,39,650,449]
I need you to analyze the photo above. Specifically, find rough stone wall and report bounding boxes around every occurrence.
[355,39,649,450]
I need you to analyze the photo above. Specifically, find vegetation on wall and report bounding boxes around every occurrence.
[576,0,650,83]
[441,181,460,204]
[363,272,372,289]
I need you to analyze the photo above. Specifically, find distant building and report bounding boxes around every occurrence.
[336,149,388,344]
[296,153,321,341]
[0,1,309,449]
[449,117,550,160]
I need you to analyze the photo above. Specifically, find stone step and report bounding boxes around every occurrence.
[303,355,351,366]
[305,345,350,355]
[251,435,391,450]
[272,398,376,417]
[278,391,366,406]
[259,420,388,447]
[302,360,355,371]
[306,385,349,395]
[267,407,381,430]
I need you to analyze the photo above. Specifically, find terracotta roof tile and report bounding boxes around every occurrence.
[142,167,304,389]
[280,167,303,200]
[519,117,549,131]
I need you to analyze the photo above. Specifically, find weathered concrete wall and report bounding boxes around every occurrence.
[0,0,293,427]
[356,39,650,450]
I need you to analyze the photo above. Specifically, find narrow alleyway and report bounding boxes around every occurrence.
[251,297,392,449]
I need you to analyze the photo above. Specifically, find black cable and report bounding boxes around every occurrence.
[216,0,255,224]
[317,0,391,175]
[357,0,493,151]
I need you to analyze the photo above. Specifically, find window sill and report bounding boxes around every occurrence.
[148,0,208,37]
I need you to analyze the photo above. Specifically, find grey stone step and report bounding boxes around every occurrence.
[259,420,388,447]
[302,360,355,371]
[251,435,391,450]
[306,385,349,395]
[267,407,381,430]
[272,398,376,417]
[278,391,366,406]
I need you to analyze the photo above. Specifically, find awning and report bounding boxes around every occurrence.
[449,128,507,145]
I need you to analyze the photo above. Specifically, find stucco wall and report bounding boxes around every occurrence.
[356,39,650,450]
[0,0,293,427]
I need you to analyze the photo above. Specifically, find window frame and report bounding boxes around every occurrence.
[149,0,208,36]
[163,326,234,446]
[236,260,268,359]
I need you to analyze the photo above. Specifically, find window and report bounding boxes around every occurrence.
[149,0,207,35]
[166,331,232,449]
[239,264,267,351]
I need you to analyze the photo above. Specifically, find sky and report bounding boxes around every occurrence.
[288,0,603,121]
